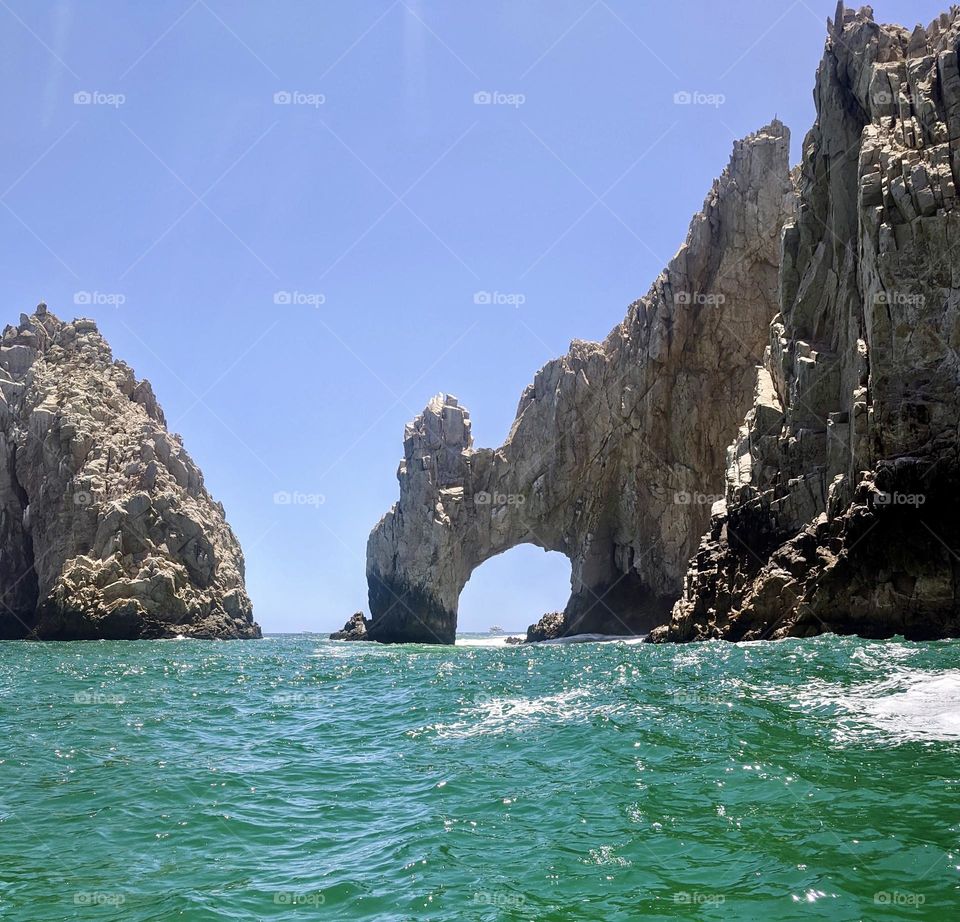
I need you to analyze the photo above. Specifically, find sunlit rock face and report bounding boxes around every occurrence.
[0,305,258,640]
[364,122,795,644]
[661,6,960,644]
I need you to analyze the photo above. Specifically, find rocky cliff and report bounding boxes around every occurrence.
[0,304,259,640]
[657,5,960,643]
[360,122,795,644]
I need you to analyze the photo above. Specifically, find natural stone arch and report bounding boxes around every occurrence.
[366,122,795,643]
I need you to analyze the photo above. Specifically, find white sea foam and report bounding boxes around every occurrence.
[456,633,648,647]
[433,688,592,738]
[794,669,960,745]
[455,635,526,647]
[536,633,648,646]
[318,632,645,649]
[843,672,960,743]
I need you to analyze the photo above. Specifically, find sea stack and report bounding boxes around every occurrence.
[659,6,960,643]
[360,121,795,644]
[0,304,259,640]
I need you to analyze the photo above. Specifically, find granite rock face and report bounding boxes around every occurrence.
[0,304,259,640]
[365,122,795,643]
[660,5,960,643]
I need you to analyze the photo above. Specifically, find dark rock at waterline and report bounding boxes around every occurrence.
[645,625,671,644]
[331,612,371,641]
[661,465,960,643]
[522,584,673,642]
[524,612,566,642]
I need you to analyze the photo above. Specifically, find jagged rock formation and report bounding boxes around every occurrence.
[525,612,566,643]
[331,611,370,640]
[363,122,795,644]
[658,5,960,643]
[0,304,259,640]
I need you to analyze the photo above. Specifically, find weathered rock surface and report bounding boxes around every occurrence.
[525,612,566,643]
[659,5,960,643]
[330,611,370,641]
[0,304,259,640]
[363,122,795,644]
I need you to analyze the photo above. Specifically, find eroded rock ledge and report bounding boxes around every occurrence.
[0,304,259,640]
[654,5,960,643]
[358,120,795,644]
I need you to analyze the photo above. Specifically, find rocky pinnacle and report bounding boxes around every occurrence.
[0,305,259,639]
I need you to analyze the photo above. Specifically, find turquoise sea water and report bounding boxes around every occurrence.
[0,633,958,921]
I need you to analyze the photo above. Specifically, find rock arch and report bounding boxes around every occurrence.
[366,121,795,643]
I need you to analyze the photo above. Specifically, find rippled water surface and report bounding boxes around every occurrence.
[1,634,958,920]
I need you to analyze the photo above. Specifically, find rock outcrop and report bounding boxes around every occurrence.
[363,122,795,644]
[0,304,259,640]
[658,5,960,643]
[330,611,370,641]
[525,612,566,643]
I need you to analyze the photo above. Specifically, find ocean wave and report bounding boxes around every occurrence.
[455,636,526,647]
[431,688,594,738]
[535,633,648,646]
[791,669,960,745]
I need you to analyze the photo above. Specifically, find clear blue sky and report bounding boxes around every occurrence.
[0,1,945,632]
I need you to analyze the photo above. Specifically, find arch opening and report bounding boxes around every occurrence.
[456,544,571,635]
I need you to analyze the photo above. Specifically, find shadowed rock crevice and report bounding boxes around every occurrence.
[0,442,39,637]
[0,304,259,640]
[362,121,796,644]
